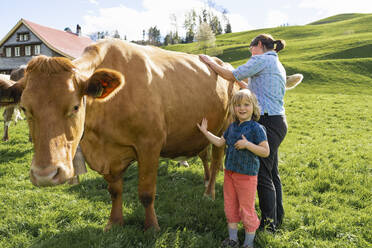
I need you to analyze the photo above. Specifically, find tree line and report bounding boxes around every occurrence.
[89,6,232,47]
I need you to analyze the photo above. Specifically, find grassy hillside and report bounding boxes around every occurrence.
[165,13,372,95]
[309,13,367,25]
[0,14,371,248]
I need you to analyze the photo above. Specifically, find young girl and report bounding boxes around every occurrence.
[197,89,269,248]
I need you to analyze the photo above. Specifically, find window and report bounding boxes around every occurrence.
[5,47,11,57]
[25,46,31,56]
[23,34,30,41]
[15,47,20,56]
[16,32,30,42]
[34,45,41,55]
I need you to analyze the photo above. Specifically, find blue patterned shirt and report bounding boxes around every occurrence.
[223,120,267,175]
[232,51,286,115]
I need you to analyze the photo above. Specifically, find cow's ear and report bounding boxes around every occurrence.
[0,79,23,107]
[286,74,303,90]
[83,69,124,101]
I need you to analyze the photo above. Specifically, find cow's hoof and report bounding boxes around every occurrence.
[144,223,160,232]
[67,176,80,185]
[203,192,215,201]
[104,220,124,232]
[104,223,112,232]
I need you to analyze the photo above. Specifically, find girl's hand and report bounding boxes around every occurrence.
[197,118,208,134]
[199,54,213,65]
[234,135,249,150]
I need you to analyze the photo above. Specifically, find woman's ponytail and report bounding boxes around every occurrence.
[274,39,286,52]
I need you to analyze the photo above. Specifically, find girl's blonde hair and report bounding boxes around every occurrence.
[230,89,261,121]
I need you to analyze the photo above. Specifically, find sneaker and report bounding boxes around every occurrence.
[178,160,190,167]
[221,238,239,248]
[259,219,276,233]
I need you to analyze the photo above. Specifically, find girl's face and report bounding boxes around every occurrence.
[234,99,253,123]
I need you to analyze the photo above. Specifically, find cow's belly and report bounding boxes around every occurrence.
[160,144,207,159]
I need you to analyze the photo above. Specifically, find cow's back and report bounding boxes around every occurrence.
[81,40,236,159]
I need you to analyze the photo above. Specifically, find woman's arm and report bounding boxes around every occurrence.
[199,55,236,81]
[234,135,270,157]
[235,80,249,89]
[197,118,226,147]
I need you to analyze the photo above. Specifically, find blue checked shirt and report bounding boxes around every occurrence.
[232,51,286,115]
[223,120,267,175]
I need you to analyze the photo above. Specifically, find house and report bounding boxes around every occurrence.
[0,19,93,74]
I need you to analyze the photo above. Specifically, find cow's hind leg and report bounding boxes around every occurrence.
[2,122,9,141]
[137,150,160,231]
[204,144,224,200]
[104,175,124,231]
[198,146,210,187]
[2,107,14,141]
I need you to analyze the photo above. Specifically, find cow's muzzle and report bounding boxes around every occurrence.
[30,161,73,187]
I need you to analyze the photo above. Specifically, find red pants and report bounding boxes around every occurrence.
[224,170,260,232]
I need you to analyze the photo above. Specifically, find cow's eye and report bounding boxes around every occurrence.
[73,105,79,111]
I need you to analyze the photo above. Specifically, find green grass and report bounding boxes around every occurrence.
[309,13,368,25]
[1,13,372,247]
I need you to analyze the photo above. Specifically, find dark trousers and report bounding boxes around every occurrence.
[257,114,287,230]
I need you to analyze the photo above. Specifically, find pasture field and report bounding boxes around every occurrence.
[0,13,371,248]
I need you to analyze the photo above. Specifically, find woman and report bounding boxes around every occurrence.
[199,33,287,232]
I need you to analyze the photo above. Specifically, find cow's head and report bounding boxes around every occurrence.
[0,55,124,186]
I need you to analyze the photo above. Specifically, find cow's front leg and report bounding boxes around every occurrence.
[137,151,160,231]
[104,175,124,231]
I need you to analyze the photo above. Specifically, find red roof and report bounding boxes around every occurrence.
[1,19,93,59]
[23,19,93,59]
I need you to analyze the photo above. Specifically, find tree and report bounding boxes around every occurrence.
[210,15,222,35]
[195,22,216,54]
[163,31,181,45]
[168,13,182,44]
[225,22,232,33]
[147,26,161,46]
[222,8,232,33]
[184,9,197,43]
[163,33,172,46]
[91,31,109,40]
[201,8,208,23]
[113,30,121,39]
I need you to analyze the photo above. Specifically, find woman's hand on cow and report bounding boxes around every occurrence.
[234,135,250,150]
[197,118,208,134]
[199,54,213,65]
[199,54,236,82]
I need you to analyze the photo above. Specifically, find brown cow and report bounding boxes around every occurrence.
[0,39,302,231]
[1,66,26,141]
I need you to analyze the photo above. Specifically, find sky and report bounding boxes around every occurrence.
[1,0,372,41]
